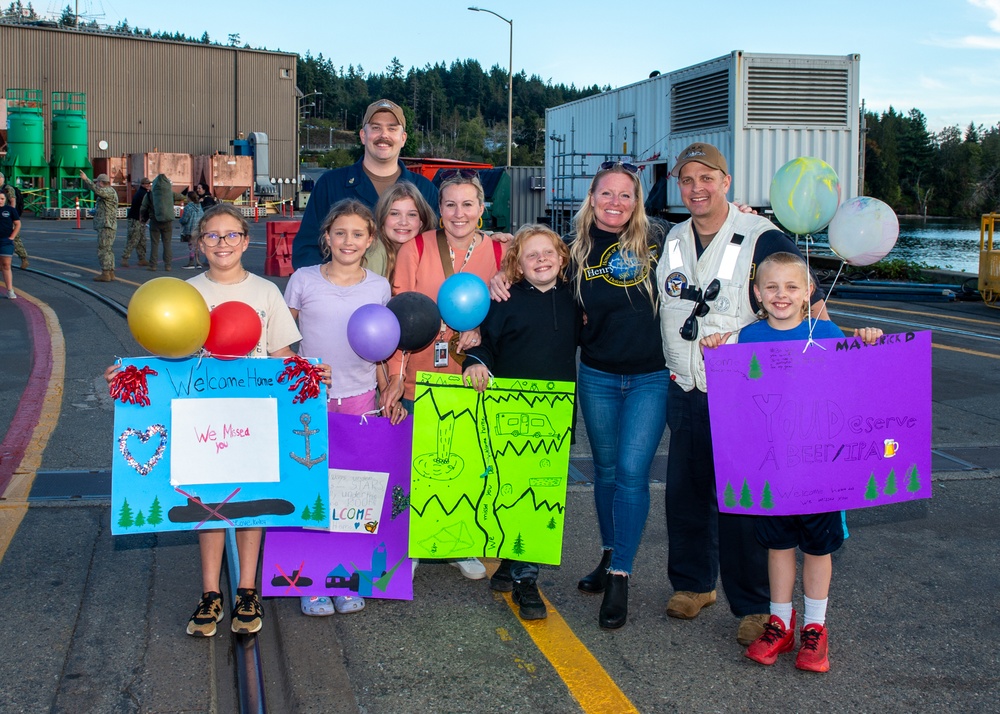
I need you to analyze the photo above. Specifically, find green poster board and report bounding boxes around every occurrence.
[409,371,575,565]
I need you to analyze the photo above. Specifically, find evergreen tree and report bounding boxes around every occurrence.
[723,482,737,508]
[512,532,525,556]
[117,499,134,529]
[134,510,146,527]
[748,353,762,380]
[301,505,312,521]
[759,482,775,510]
[546,517,557,530]
[883,469,898,496]
[147,496,163,526]
[906,465,921,492]
[311,494,326,523]
[865,473,879,500]
[738,479,754,509]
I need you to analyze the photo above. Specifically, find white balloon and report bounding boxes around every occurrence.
[828,196,899,266]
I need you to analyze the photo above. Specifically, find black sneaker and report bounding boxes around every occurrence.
[186,591,224,637]
[231,588,264,634]
[490,559,514,592]
[512,580,547,620]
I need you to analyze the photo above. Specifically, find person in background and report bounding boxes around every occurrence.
[179,191,204,269]
[142,174,179,272]
[0,173,28,269]
[121,177,151,268]
[0,191,22,298]
[80,170,118,282]
[372,181,437,282]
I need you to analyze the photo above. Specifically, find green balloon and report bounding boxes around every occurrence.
[769,157,841,235]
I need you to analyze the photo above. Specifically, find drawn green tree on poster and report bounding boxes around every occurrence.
[117,499,134,529]
[739,479,754,508]
[906,465,921,492]
[883,469,898,496]
[748,353,762,380]
[512,533,525,556]
[301,505,312,520]
[546,517,557,530]
[147,496,163,526]
[723,482,737,507]
[431,542,438,555]
[311,494,326,523]
[864,473,879,500]
[760,482,775,510]
[134,510,146,527]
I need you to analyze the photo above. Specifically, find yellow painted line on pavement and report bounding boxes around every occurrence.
[487,562,639,714]
[839,325,1000,360]
[829,300,998,327]
[28,256,142,287]
[0,290,66,565]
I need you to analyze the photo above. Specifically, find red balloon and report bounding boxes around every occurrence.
[203,301,262,359]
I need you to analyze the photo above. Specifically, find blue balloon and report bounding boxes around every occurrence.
[437,273,490,332]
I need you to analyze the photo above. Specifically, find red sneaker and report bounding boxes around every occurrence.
[745,611,796,665]
[795,623,831,673]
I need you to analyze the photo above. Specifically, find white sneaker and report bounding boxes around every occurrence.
[450,558,487,580]
[6,289,15,299]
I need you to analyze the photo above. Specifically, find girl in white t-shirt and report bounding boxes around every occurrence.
[284,198,407,616]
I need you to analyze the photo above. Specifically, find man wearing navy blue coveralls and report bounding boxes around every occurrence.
[292,99,438,269]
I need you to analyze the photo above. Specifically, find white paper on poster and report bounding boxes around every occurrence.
[327,468,390,533]
[170,397,280,485]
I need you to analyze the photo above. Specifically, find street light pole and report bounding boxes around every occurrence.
[468,6,513,168]
[295,91,322,204]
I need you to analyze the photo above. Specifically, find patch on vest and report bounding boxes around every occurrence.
[664,271,687,298]
[714,296,732,313]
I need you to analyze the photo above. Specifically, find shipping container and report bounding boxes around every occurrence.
[544,51,860,231]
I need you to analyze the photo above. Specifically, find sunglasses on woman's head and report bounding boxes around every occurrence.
[599,161,639,175]
[439,169,480,180]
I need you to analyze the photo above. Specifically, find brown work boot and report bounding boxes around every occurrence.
[120,258,129,268]
[164,263,172,272]
[666,590,717,619]
[148,262,157,271]
[19,257,29,269]
[93,269,114,283]
[737,613,771,646]
[137,259,149,266]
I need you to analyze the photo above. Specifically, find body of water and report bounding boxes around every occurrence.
[811,217,984,275]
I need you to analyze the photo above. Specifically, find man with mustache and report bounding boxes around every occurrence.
[292,99,438,269]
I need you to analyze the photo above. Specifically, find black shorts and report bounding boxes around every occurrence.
[754,512,845,556]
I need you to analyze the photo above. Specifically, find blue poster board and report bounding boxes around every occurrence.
[111,356,329,535]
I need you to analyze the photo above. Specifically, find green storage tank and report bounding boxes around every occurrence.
[5,89,46,171]
[51,92,89,170]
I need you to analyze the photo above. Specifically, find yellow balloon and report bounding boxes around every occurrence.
[127,277,210,357]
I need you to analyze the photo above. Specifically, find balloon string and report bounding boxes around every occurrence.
[802,233,823,354]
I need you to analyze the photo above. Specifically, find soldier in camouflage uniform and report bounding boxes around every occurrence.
[121,176,151,267]
[0,172,29,268]
[80,171,119,282]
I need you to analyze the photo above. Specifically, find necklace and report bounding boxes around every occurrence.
[447,233,479,273]
[205,269,249,285]
[322,262,365,287]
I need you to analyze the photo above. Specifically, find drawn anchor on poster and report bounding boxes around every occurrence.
[290,413,326,468]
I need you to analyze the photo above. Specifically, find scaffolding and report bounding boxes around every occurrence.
[547,117,638,236]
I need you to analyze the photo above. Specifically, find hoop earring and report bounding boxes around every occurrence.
[477,217,483,229]
[439,217,445,229]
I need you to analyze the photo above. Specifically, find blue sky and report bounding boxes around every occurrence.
[64,0,1000,132]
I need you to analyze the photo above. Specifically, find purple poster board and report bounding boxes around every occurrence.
[705,331,932,516]
[262,413,414,600]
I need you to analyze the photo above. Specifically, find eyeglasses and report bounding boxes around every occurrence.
[200,231,246,246]
[679,278,721,341]
[599,161,639,175]
[439,168,480,180]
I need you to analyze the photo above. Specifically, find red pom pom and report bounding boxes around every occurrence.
[109,365,158,407]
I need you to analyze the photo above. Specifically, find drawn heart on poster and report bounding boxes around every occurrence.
[118,424,168,476]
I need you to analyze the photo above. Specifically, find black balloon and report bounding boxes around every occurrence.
[386,292,440,352]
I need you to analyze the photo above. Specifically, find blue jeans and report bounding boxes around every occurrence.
[577,363,669,574]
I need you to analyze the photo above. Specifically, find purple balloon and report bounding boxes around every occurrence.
[347,304,401,362]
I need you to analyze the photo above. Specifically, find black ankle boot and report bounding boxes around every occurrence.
[578,549,613,594]
[599,573,628,629]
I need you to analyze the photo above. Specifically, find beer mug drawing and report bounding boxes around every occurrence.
[883,439,900,458]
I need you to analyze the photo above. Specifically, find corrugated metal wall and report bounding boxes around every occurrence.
[508,166,547,229]
[0,24,297,186]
